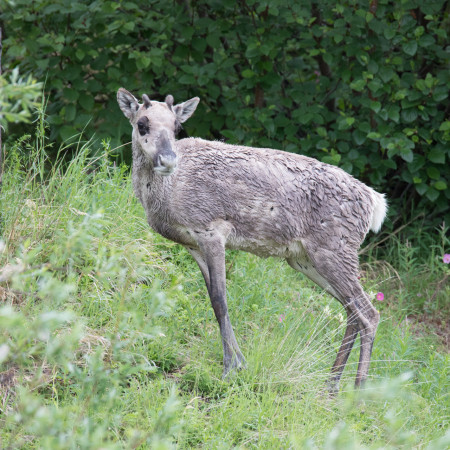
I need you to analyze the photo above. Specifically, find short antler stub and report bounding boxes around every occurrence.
[142,94,151,108]
[165,95,174,109]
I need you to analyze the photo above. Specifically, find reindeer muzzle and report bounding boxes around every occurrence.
[153,130,177,176]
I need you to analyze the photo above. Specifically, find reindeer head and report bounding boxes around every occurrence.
[117,88,199,176]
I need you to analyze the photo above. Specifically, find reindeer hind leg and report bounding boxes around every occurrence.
[287,255,358,392]
[294,240,380,390]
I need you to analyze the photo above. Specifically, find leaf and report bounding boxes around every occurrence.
[383,159,397,169]
[425,187,439,202]
[415,79,427,92]
[370,101,381,113]
[414,26,425,38]
[348,149,359,160]
[346,117,355,127]
[137,55,151,69]
[418,34,435,47]
[377,109,388,121]
[59,125,78,141]
[367,132,381,140]
[426,167,440,180]
[315,139,329,150]
[378,67,395,83]
[206,33,221,49]
[178,74,195,84]
[75,49,85,61]
[428,147,446,164]
[65,104,76,121]
[356,51,369,66]
[402,41,417,56]
[383,26,396,40]
[400,148,414,163]
[387,105,400,123]
[350,79,366,92]
[367,60,379,74]
[63,88,79,102]
[439,121,450,132]
[433,87,449,102]
[415,183,428,196]
[123,22,135,32]
[241,69,254,79]
[352,129,366,145]
[368,79,383,95]
[338,117,355,130]
[434,181,447,191]
[317,127,327,137]
[79,93,94,111]
[298,113,314,125]
[334,33,344,44]
[43,4,61,14]
[424,73,434,89]
[401,109,418,123]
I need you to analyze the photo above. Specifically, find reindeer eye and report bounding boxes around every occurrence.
[138,123,147,136]
[137,117,149,136]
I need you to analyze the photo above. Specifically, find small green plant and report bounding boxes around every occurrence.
[0,68,42,131]
[0,134,185,448]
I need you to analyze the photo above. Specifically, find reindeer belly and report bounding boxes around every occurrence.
[226,233,304,259]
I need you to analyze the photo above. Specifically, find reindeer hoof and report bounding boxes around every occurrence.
[222,354,247,380]
[326,377,341,396]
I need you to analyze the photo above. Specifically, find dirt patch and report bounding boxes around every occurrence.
[406,314,449,352]
[0,365,54,413]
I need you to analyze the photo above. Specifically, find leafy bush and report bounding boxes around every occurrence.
[0,137,184,448]
[0,68,42,131]
[1,0,449,217]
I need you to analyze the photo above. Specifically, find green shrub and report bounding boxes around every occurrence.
[0,140,185,448]
[0,68,42,131]
[1,0,449,217]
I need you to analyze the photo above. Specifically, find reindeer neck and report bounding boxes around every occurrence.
[131,142,171,207]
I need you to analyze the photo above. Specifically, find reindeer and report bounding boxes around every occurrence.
[117,88,387,392]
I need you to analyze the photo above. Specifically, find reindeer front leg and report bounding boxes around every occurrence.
[193,233,246,378]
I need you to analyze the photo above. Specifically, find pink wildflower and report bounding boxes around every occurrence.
[376,292,384,302]
[443,254,450,264]
[278,314,286,323]
[314,70,321,83]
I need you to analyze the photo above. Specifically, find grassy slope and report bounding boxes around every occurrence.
[0,139,448,449]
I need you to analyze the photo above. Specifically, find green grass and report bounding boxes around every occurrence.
[0,134,448,449]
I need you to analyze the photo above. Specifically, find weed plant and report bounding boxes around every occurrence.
[0,123,448,448]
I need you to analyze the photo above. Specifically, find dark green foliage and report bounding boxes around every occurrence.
[1,0,449,216]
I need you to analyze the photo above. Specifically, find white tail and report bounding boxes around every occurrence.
[370,192,388,233]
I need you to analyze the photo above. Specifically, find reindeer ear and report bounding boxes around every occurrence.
[117,88,140,120]
[173,97,200,123]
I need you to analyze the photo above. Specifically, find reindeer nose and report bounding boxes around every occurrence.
[157,154,177,171]
[154,151,177,176]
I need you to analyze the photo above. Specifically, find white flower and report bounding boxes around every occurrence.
[0,344,10,363]
[0,259,25,282]
[25,199,37,209]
